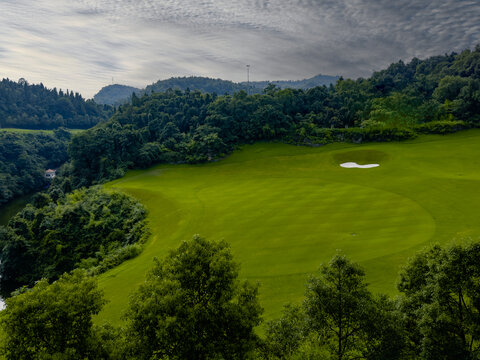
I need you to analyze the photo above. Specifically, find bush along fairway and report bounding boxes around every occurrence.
[97,129,480,324]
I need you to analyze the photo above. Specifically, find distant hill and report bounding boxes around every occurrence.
[246,74,341,90]
[145,77,248,96]
[92,74,340,105]
[93,84,142,106]
[0,78,111,129]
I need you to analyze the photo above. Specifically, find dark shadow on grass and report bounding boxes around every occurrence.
[333,149,389,165]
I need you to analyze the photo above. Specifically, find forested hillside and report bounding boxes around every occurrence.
[92,74,340,105]
[0,78,112,129]
[0,129,71,205]
[93,84,142,106]
[67,47,480,187]
[0,186,147,297]
[145,76,249,96]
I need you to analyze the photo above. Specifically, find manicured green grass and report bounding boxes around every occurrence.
[0,128,85,133]
[0,128,54,134]
[97,130,480,325]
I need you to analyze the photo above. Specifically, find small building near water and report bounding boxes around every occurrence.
[45,169,56,179]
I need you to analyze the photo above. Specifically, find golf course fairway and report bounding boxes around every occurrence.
[96,129,480,324]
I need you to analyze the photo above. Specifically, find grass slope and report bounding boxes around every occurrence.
[0,128,54,133]
[97,130,480,324]
[0,128,84,133]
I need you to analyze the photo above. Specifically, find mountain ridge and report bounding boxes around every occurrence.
[93,74,340,105]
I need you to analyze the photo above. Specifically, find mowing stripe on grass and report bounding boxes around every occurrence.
[97,130,480,325]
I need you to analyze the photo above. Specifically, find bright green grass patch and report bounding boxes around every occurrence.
[0,128,85,133]
[0,128,54,134]
[97,130,480,325]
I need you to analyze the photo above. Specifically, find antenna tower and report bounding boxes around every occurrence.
[246,65,250,94]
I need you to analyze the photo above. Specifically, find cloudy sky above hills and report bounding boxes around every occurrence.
[1,0,479,98]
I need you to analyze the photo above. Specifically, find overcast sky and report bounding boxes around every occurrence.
[1,0,479,98]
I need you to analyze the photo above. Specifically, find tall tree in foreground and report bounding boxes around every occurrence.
[302,254,405,360]
[398,243,480,360]
[124,235,263,360]
[0,270,106,359]
[304,254,371,360]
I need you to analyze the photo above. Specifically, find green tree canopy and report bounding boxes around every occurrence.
[263,304,306,359]
[398,243,480,359]
[0,270,106,359]
[302,254,404,360]
[0,78,111,129]
[0,186,147,297]
[0,130,70,205]
[304,254,373,360]
[124,235,263,360]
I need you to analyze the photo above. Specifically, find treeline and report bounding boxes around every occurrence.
[144,75,340,98]
[93,75,340,106]
[1,236,479,359]
[66,46,480,187]
[246,74,341,92]
[93,77,251,107]
[0,186,148,298]
[145,76,250,96]
[0,78,112,129]
[0,129,71,205]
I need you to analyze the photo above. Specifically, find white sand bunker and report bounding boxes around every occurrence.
[340,162,379,168]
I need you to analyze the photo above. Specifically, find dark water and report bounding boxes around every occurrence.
[0,194,34,226]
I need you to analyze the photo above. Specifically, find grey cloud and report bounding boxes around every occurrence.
[0,0,479,97]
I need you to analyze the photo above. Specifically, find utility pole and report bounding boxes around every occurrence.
[246,64,250,94]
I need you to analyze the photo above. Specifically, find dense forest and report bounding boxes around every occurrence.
[67,47,480,187]
[0,77,113,205]
[0,129,71,205]
[93,74,340,105]
[0,186,147,297]
[1,236,479,360]
[0,78,112,129]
